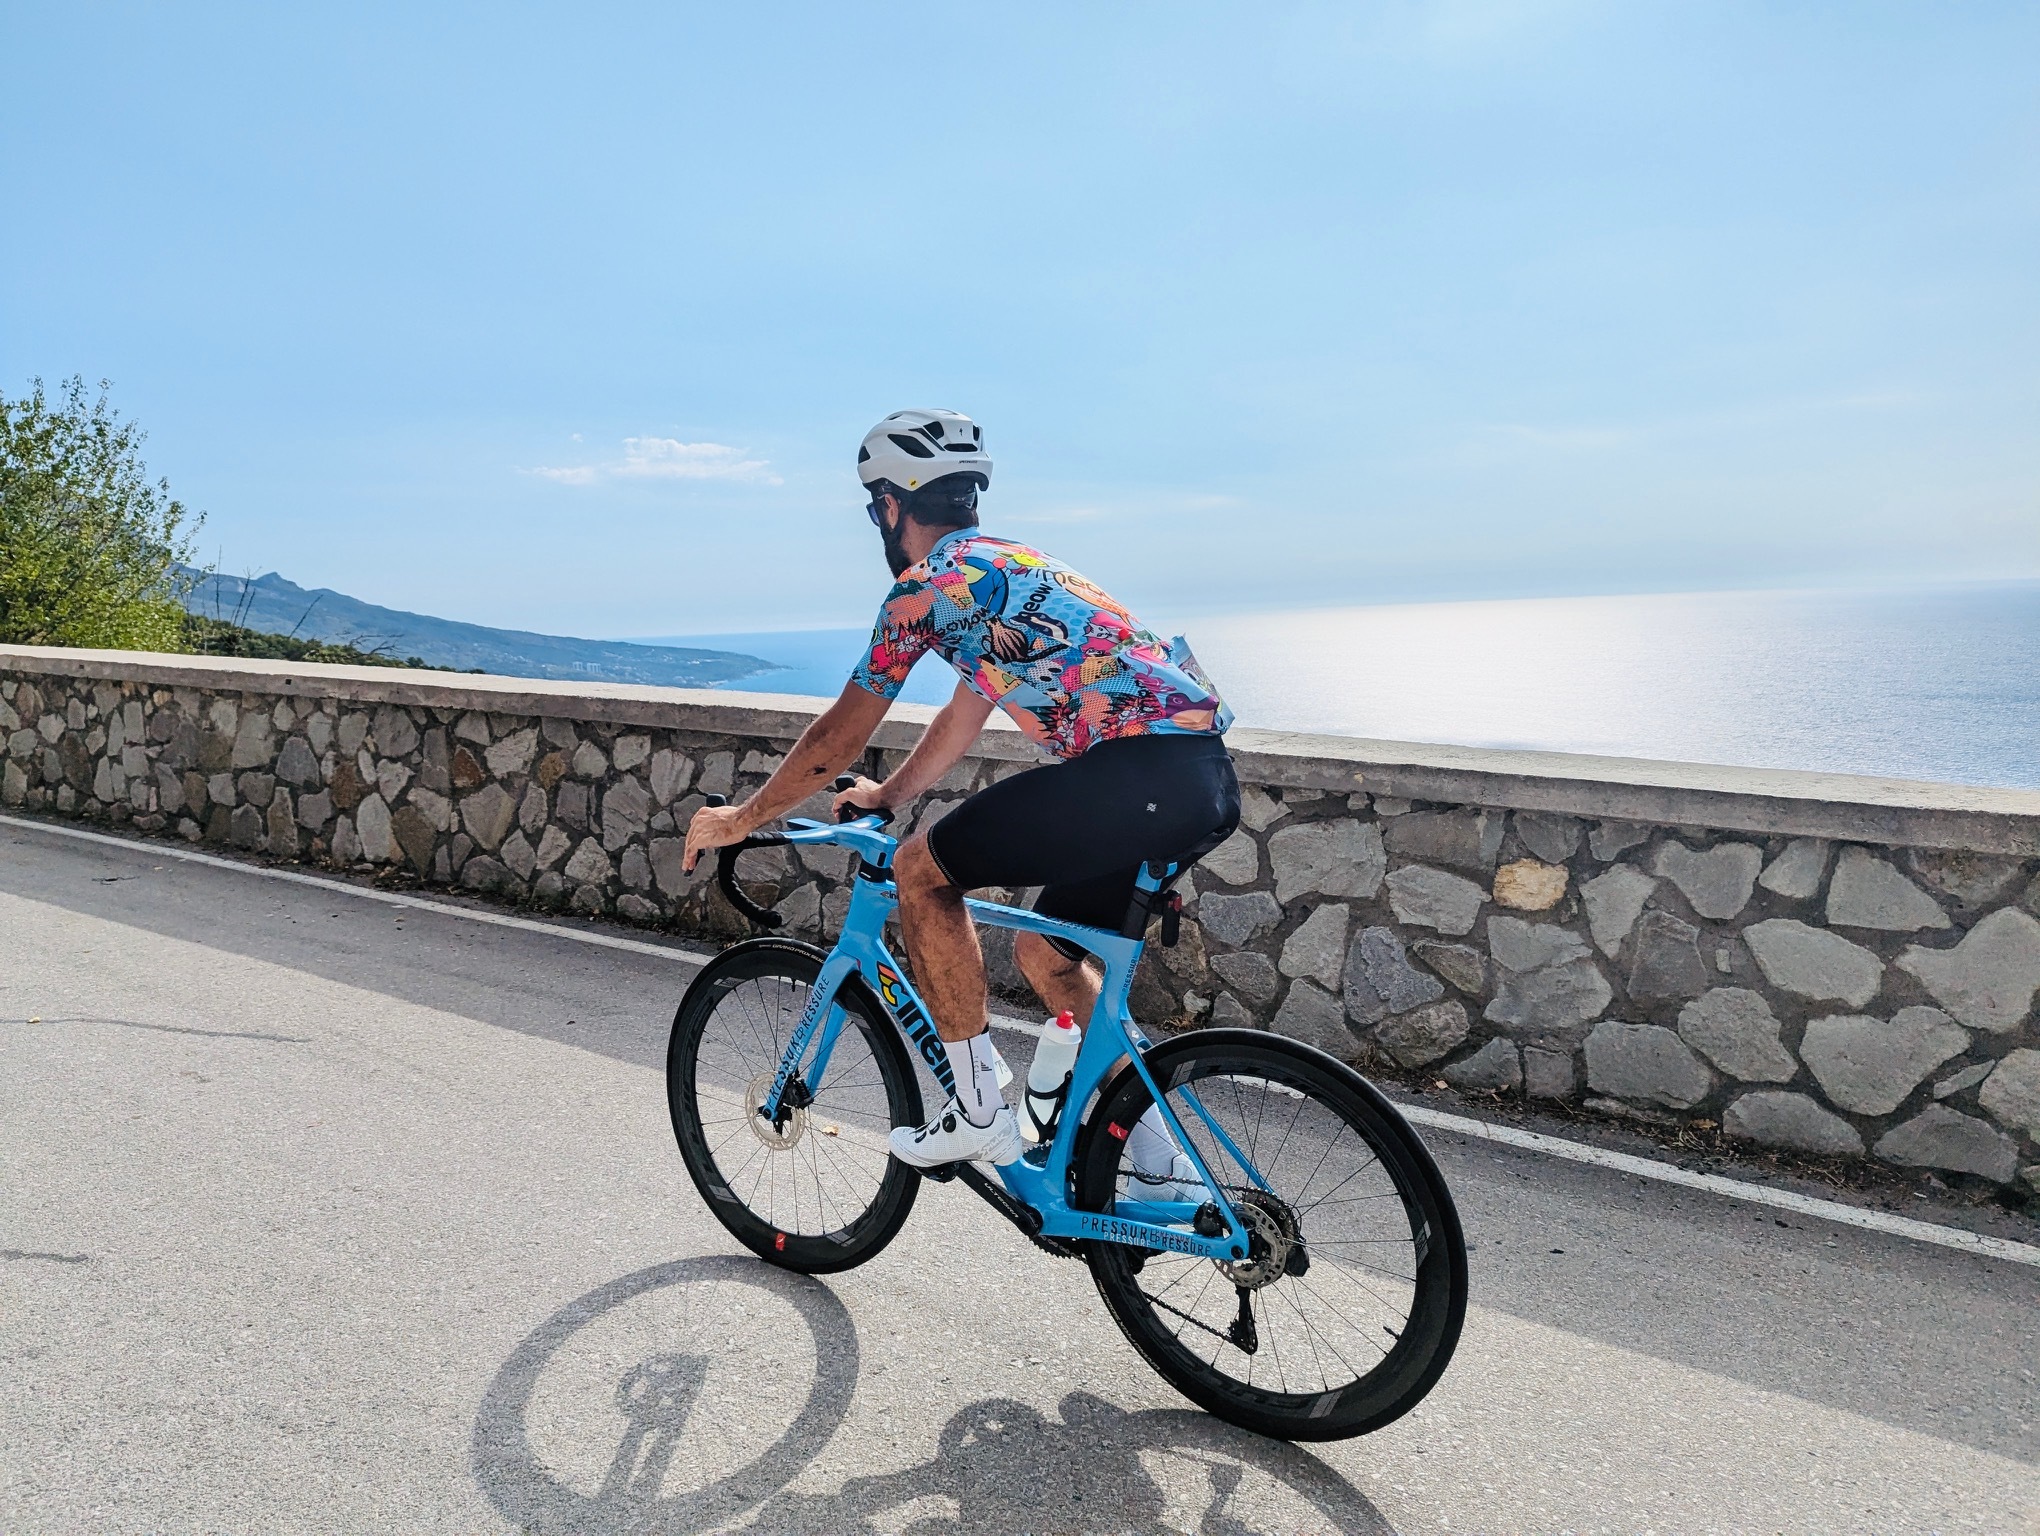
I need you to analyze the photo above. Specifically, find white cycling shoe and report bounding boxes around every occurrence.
[889,1100,1023,1168]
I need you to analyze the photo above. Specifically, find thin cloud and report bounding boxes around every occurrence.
[525,436,781,486]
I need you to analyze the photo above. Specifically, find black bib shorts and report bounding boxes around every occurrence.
[925,732,1241,949]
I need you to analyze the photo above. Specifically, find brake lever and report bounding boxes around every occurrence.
[831,772,896,827]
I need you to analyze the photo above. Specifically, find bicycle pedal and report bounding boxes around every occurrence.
[917,1163,962,1184]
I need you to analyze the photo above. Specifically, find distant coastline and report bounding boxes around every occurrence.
[182,569,773,690]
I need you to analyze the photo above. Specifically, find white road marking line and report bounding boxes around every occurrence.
[1395,1103,2040,1269]
[0,812,717,966]
[10,810,2039,1268]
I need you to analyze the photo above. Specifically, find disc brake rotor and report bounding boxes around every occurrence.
[1216,1190,1299,1290]
[744,1071,806,1151]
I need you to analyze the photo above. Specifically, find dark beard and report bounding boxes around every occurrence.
[882,517,914,578]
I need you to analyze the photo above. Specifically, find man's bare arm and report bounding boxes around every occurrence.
[682,682,893,871]
[833,680,995,818]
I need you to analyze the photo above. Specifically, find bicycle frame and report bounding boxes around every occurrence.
[751,818,1253,1264]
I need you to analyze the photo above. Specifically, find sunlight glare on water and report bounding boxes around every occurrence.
[1181,584,2040,789]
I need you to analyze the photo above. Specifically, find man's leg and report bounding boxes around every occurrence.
[893,835,989,1044]
[1013,931,1102,1026]
[889,836,1013,1156]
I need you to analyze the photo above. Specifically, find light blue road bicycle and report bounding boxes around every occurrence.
[665,779,1467,1440]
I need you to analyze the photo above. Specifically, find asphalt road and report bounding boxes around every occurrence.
[3,817,2036,1535]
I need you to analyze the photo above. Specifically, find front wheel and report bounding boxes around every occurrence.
[667,939,923,1274]
[1076,1030,1467,1441]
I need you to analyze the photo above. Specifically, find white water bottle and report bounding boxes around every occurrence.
[1023,1010,1082,1141]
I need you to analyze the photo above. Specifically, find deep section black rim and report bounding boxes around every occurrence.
[669,945,919,1265]
[1082,1038,1464,1434]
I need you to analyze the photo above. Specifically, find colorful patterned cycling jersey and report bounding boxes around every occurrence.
[850,530,1232,761]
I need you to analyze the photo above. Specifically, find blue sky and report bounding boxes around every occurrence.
[5,2,2035,638]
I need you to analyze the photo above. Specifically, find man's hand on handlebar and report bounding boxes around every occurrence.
[830,775,891,823]
[681,801,753,874]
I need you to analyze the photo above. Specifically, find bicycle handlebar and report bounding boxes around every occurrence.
[706,775,893,929]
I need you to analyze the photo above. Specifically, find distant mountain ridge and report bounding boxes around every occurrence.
[180,569,772,689]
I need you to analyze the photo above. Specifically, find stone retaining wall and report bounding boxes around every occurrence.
[7,643,2040,1192]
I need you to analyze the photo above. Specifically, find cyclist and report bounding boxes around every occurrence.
[683,409,1239,1167]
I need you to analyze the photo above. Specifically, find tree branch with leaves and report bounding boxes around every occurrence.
[0,376,204,651]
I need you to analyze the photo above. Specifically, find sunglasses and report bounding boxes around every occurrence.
[865,495,889,527]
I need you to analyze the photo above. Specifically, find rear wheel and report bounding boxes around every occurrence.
[667,940,922,1274]
[1076,1030,1467,1441]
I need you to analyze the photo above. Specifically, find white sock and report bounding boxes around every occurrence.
[945,1033,1005,1126]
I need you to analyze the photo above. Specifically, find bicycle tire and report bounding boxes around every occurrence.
[667,939,923,1274]
[1075,1029,1467,1441]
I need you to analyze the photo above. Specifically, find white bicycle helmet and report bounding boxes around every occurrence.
[857,409,992,494]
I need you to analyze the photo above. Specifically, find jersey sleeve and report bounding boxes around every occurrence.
[848,581,935,701]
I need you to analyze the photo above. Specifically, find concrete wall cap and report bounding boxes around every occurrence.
[6,643,2038,853]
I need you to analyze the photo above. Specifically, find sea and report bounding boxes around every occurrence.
[646,581,2040,792]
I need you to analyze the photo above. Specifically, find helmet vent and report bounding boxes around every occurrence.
[888,433,936,459]
[922,420,945,440]
[857,445,871,463]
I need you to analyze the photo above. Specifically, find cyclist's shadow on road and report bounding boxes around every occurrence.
[472,1254,1392,1535]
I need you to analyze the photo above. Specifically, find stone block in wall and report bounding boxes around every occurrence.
[698,751,735,798]
[1584,1021,1713,1109]
[1413,940,1487,998]
[1799,1008,1969,1116]
[276,737,321,788]
[1744,919,1882,1009]
[1895,909,2040,1033]
[601,778,651,851]
[1903,848,2027,907]
[1443,1038,1520,1092]
[461,784,516,851]
[1487,916,1587,973]
[1270,980,1358,1061]
[1385,865,1484,935]
[1268,820,1385,903]
[486,728,539,779]
[1588,820,1649,861]
[1873,1105,2019,1183]
[1343,926,1445,1025]
[1651,840,1761,921]
[1513,812,1581,864]
[1826,848,1950,933]
[391,804,438,870]
[1522,1045,1575,1099]
[1374,999,1468,1067]
[1721,1091,1863,1156]
[649,749,693,806]
[1485,959,1611,1039]
[1278,904,1349,990]
[1757,837,1831,901]
[372,705,419,759]
[1626,911,1710,1002]
[1581,865,1655,957]
[1383,809,1503,873]
[1200,828,1260,887]
[1675,988,1796,1082]
[357,794,394,862]
[1492,860,1566,911]
[1210,951,1279,1006]
[1237,785,1285,832]
[1199,891,1281,947]
[1977,1050,2040,1140]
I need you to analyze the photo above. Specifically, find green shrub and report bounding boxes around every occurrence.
[181,612,442,670]
[0,377,201,651]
